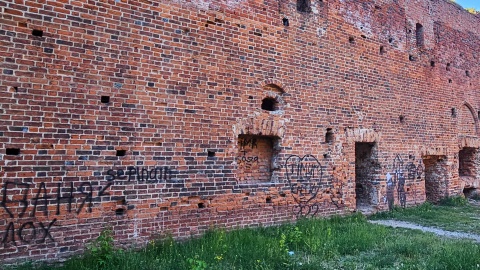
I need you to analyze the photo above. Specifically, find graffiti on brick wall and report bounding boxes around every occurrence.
[0,166,174,246]
[106,166,173,182]
[385,154,423,210]
[285,154,324,217]
[237,137,259,169]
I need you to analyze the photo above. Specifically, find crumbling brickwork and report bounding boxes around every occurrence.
[0,0,478,263]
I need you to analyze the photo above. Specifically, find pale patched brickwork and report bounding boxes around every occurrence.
[0,0,479,263]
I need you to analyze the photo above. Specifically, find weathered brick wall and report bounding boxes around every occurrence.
[0,0,478,263]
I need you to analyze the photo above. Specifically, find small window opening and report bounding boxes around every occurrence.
[430,61,435,67]
[466,70,470,77]
[100,96,110,103]
[297,0,312,13]
[448,79,452,83]
[409,55,415,61]
[349,36,355,44]
[261,97,278,111]
[115,208,125,215]
[198,203,205,208]
[415,23,424,47]
[380,46,386,55]
[6,148,20,155]
[399,115,405,123]
[388,37,393,43]
[446,63,451,71]
[325,128,334,143]
[282,18,289,27]
[116,150,127,156]
[451,108,457,117]
[266,197,272,203]
[32,29,43,37]
[207,150,216,157]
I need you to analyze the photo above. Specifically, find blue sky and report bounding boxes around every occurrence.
[455,0,480,10]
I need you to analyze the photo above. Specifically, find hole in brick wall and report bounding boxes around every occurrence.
[115,208,125,215]
[399,115,405,123]
[297,0,312,12]
[446,63,451,71]
[32,29,43,37]
[355,142,380,208]
[280,193,286,197]
[375,5,381,9]
[415,23,424,47]
[449,79,452,83]
[147,82,155,87]
[198,203,205,208]
[325,128,334,143]
[237,135,278,183]
[6,148,20,155]
[388,37,393,43]
[380,46,386,55]
[10,86,18,93]
[207,150,216,157]
[451,108,457,117]
[248,96,254,99]
[282,18,289,26]
[323,153,328,158]
[266,197,272,203]
[409,55,415,61]
[478,111,480,119]
[261,97,278,111]
[430,61,435,67]
[361,35,366,39]
[466,70,470,77]
[100,96,110,103]
[463,187,477,198]
[349,36,355,44]
[116,150,126,156]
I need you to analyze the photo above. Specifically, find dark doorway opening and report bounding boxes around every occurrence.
[355,142,379,209]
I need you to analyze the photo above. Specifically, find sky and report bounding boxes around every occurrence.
[455,0,480,10]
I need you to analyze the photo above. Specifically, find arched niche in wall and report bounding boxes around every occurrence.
[261,83,286,113]
[458,102,478,137]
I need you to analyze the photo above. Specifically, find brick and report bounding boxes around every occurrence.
[0,0,479,265]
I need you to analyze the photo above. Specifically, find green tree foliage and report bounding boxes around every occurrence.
[465,7,478,14]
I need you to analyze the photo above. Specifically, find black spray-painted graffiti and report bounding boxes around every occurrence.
[386,154,423,210]
[285,155,323,217]
[2,219,57,246]
[0,166,174,246]
[106,166,173,182]
[237,137,259,169]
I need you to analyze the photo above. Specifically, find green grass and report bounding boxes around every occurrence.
[9,208,480,270]
[371,196,480,235]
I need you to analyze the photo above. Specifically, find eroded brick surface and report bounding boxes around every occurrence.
[0,0,479,263]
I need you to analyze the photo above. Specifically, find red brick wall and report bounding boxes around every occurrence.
[0,0,478,263]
